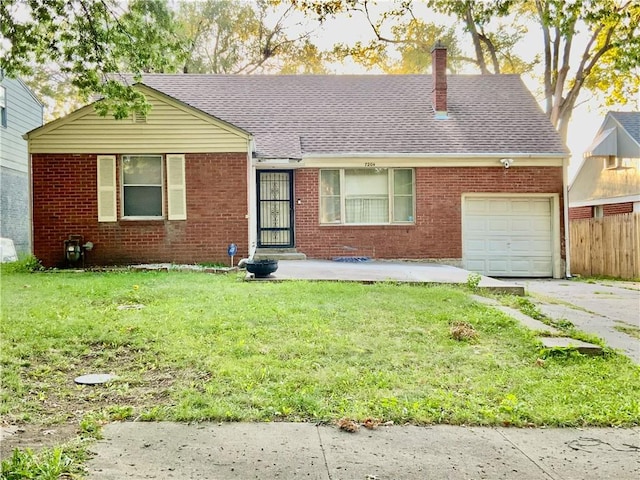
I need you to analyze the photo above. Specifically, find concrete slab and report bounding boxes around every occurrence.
[318,425,549,480]
[513,279,640,363]
[518,279,640,328]
[86,423,640,479]
[88,422,328,479]
[498,427,640,480]
[539,337,603,355]
[471,295,560,334]
[536,303,639,362]
[247,260,524,294]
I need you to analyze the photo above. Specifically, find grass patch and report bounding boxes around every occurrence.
[0,443,88,479]
[498,295,606,345]
[615,324,640,340]
[1,270,638,438]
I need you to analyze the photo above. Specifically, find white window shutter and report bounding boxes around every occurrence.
[97,155,117,222]
[166,154,187,220]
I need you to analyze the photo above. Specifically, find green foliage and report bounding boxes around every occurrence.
[2,271,639,429]
[176,0,324,75]
[1,0,186,119]
[1,447,73,480]
[331,14,463,73]
[466,272,482,290]
[0,255,43,274]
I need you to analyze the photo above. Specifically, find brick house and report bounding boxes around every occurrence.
[25,46,569,277]
[569,112,640,220]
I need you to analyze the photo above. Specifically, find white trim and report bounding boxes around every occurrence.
[569,194,640,208]
[303,152,567,159]
[461,193,562,279]
[302,157,564,169]
[609,113,640,149]
[318,168,416,226]
[120,154,164,220]
[248,137,258,258]
[563,156,571,278]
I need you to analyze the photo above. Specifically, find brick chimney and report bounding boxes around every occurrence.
[431,41,448,119]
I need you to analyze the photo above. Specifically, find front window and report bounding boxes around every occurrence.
[320,168,414,224]
[122,155,163,218]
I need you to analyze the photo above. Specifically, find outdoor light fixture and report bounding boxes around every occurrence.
[500,158,514,169]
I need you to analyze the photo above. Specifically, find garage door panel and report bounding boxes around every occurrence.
[463,196,553,277]
[488,201,510,213]
[487,259,509,274]
[511,218,535,233]
[466,218,488,233]
[488,219,509,233]
[532,217,552,229]
[487,239,510,252]
[466,199,488,213]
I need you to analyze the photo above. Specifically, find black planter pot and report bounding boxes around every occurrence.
[246,259,279,278]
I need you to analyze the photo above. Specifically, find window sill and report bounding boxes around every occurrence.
[118,218,166,226]
[320,223,415,227]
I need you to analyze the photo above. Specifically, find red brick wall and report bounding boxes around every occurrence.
[32,153,248,267]
[294,167,565,260]
[569,202,633,220]
[603,202,633,216]
[569,206,593,220]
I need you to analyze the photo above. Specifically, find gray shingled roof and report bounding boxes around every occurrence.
[610,111,640,145]
[137,74,568,159]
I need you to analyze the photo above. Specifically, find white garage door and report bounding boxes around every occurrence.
[463,197,553,277]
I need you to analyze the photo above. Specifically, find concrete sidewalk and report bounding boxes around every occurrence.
[87,422,640,479]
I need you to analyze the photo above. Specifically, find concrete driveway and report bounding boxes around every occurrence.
[513,279,640,363]
[257,260,524,294]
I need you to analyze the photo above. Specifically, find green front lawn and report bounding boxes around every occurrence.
[1,269,639,430]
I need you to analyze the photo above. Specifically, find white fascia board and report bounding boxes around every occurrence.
[301,153,565,168]
[569,194,640,208]
[303,152,568,159]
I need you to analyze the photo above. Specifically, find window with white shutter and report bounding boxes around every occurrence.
[166,154,187,220]
[97,155,117,222]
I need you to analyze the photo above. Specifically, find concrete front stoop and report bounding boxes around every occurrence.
[253,248,307,261]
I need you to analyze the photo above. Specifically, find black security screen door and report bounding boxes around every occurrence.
[257,170,294,247]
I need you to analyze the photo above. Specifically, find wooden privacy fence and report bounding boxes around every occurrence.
[570,213,640,280]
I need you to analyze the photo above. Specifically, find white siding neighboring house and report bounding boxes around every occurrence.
[0,73,44,255]
[569,112,640,218]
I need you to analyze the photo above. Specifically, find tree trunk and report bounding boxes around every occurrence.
[464,7,489,74]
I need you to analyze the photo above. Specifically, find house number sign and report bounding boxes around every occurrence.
[364,162,376,167]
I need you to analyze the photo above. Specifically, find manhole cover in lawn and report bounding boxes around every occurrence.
[74,374,117,385]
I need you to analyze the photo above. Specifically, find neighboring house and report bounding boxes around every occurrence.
[569,112,640,219]
[0,72,44,255]
[24,46,569,277]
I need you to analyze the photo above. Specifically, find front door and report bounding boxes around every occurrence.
[257,170,294,248]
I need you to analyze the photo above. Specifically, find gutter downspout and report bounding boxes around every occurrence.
[563,156,571,278]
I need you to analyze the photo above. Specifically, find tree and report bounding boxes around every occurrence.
[177,0,325,75]
[327,1,463,73]
[532,0,639,140]
[427,0,528,74]
[1,0,185,119]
